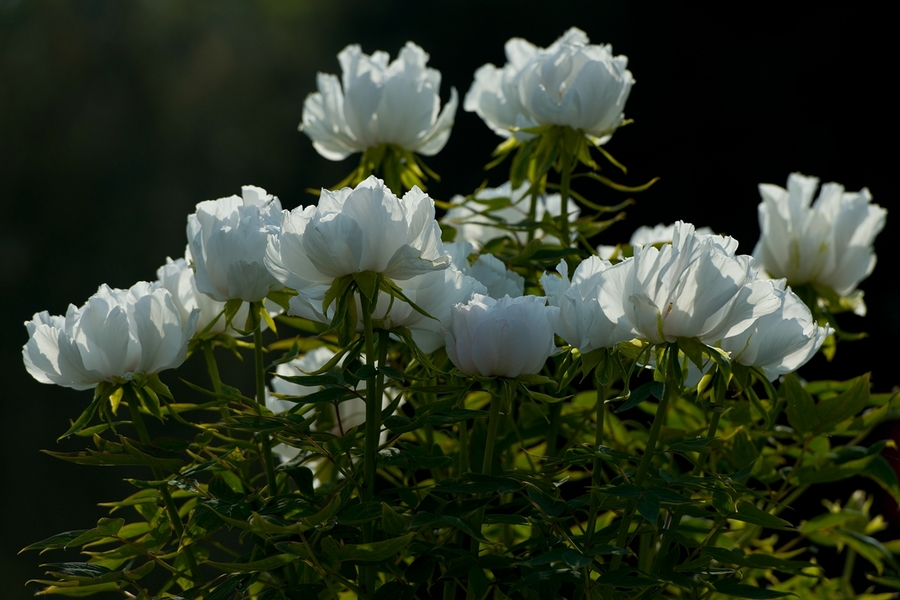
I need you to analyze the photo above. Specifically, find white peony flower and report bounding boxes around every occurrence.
[716,280,830,381]
[301,42,458,160]
[441,181,579,248]
[541,257,632,352]
[23,282,198,390]
[753,173,886,314]
[187,185,283,303]
[156,251,251,337]
[598,223,715,259]
[266,175,450,296]
[464,27,633,144]
[445,242,524,299]
[596,222,773,345]
[444,294,559,378]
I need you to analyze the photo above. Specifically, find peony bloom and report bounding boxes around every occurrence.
[187,185,283,303]
[753,173,886,314]
[266,175,450,296]
[288,264,485,354]
[541,257,632,352]
[464,27,633,144]
[445,242,524,299]
[301,42,458,160]
[444,294,559,378]
[23,282,198,390]
[715,279,830,381]
[441,182,579,248]
[156,250,251,337]
[598,223,714,259]
[596,222,773,346]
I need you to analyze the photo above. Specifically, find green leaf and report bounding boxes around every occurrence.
[96,518,124,537]
[712,577,796,598]
[730,501,793,530]
[20,530,97,554]
[782,374,818,434]
[816,372,870,428]
[324,532,416,562]
[615,381,663,413]
[636,493,660,525]
[58,392,104,440]
[32,582,120,596]
[353,271,380,305]
[275,373,339,386]
[862,455,900,505]
[203,553,298,573]
[381,503,411,536]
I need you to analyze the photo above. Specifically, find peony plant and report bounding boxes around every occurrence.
[19,25,898,600]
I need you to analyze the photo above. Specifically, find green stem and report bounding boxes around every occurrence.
[467,382,507,599]
[545,402,562,457]
[842,548,858,598]
[126,389,203,584]
[527,179,540,243]
[585,382,607,552]
[652,369,726,573]
[558,149,574,247]
[253,322,278,494]
[458,419,469,476]
[359,293,386,598]
[607,344,676,593]
[201,342,231,423]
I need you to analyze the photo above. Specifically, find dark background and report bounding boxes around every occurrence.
[1,1,896,595]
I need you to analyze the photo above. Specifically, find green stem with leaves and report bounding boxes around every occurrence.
[558,148,574,247]
[359,292,387,597]
[201,341,232,424]
[253,321,278,494]
[584,378,607,552]
[126,388,203,584]
[651,367,726,574]
[606,344,677,596]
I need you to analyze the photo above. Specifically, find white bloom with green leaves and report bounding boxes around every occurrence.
[444,294,559,378]
[156,251,251,337]
[716,279,830,381]
[465,27,633,144]
[23,282,198,390]
[753,172,886,314]
[597,222,771,345]
[541,257,632,352]
[187,185,283,303]
[266,175,450,295]
[301,42,458,160]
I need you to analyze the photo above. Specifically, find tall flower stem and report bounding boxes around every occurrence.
[650,367,727,574]
[359,292,387,598]
[557,147,574,247]
[126,388,203,584]
[201,342,231,423]
[605,344,677,597]
[466,381,507,599]
[584,378,607,551]
[253,321,278,494]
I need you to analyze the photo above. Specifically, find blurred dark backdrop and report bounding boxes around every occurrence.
[1,1,896,595]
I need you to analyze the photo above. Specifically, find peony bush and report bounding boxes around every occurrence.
[20,27,897,600]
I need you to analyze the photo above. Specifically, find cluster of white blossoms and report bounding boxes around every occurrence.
[22,28,884,396]
[23,282,198,389]
[543,222,832,380]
